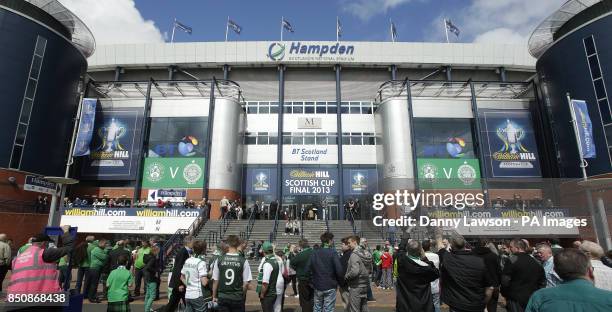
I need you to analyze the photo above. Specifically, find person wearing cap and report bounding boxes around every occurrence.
[257,242,284,312]
[7,225,74,311]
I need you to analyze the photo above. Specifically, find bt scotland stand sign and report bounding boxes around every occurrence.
[268,42,355,62]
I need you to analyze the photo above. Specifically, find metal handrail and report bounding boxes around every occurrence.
[219,208,230,238]
[245,205,257,240]
[299,207,304,239]
[269,203,280,242]
[348,210,357,235]
[160,212,208,269]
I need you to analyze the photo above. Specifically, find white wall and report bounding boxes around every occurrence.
[150,98,210,117]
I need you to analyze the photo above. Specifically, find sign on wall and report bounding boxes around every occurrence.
[297,117,322,129]
[478,110,542,178]
[283,145,337,164]
[283,168,338,195]
[417,158,481,189]
[142,157,205,189]
[246,168,277,195]
[24,175,58,196]
[147,189,187,203]
[60,207,201,234]
[342,169,378,195]
[81,109,144,180]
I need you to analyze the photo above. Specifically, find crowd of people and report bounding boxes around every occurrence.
[2,226,612,311]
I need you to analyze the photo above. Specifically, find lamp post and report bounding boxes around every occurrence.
[44,176,79,227]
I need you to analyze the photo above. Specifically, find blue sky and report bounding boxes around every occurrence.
[134,0,464,42]
[59,0,566,46]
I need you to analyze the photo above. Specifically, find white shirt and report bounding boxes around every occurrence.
[212,253,253,283]
[592,259,612,291]
[425,251,440,294]
[258,257,284,295]
[181,257,208,299]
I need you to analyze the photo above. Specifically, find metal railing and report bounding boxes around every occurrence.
[218,209,230,238]
[160,213,208,270]
[348,210,357,235]
[299,208,304,239]
[245,206,257,240]
[269,205,280,242]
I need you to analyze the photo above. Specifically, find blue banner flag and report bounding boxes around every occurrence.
[228,19,241,34]
[72,98,97,156]
[175,20,192,34]
[572,100,597,159]
[282,18,294,32]
[445,19,460,36]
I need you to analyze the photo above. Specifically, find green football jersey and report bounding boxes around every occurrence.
[217,253,246,301]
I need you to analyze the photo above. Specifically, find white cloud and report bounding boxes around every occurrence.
[427,0,566,44]
[59,0,164,45]
[473,28,526,44]
[342,0,412,21]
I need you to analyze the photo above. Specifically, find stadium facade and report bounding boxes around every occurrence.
[0,0,610,244]
[79,39,544,221]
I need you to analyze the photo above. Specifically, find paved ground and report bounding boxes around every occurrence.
[2,269,508,311]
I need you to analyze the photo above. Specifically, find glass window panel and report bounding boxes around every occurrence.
[304,134,315,145]
[362,103,373,114]
[270,104,279,114]
[259,104,270,114]
[25,79,37,99]
[594,79,606,99]
[350,135,363,145]
[20,98,34,124]
[328,106,337,114]
[604,124,612,144]
[292,134,304,145]
[269,135,278,145]
[35,37,47,56]
[584,36,596,56]
[10,145,22,169]
[349,103,361,114]
[247,105,258,114]
[283,105,292,113]
[30,56,42,78]
[316,134,327,145]
[588,56,602,80]
[316,105,326,114]
[15,123,27,145]
[257,135,268,145]
[283,135,292,144]
[599,99,611,124]
[293,105,303,114]
[328,136,337,145]
[246,135,257,145]
[342,135,350,145]
[304,102,314,114]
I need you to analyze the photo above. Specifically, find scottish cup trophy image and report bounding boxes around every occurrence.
[96,118,126,152]
[253,171,269,191]
[497,119,526,154]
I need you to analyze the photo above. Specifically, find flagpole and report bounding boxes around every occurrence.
[336,16,339,42]
[567,93,588,180]
[444,19,449,43]
[281,16,284,42]
[171,18,176,43]
[390,19,394,42]
[225,16,229,42]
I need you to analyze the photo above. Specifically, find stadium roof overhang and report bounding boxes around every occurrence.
[375,80,534,103]
[89,79,245,102]
[25,0,95,57]
[528,0,602,58]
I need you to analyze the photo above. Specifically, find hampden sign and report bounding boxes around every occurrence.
[268,42,356,62]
